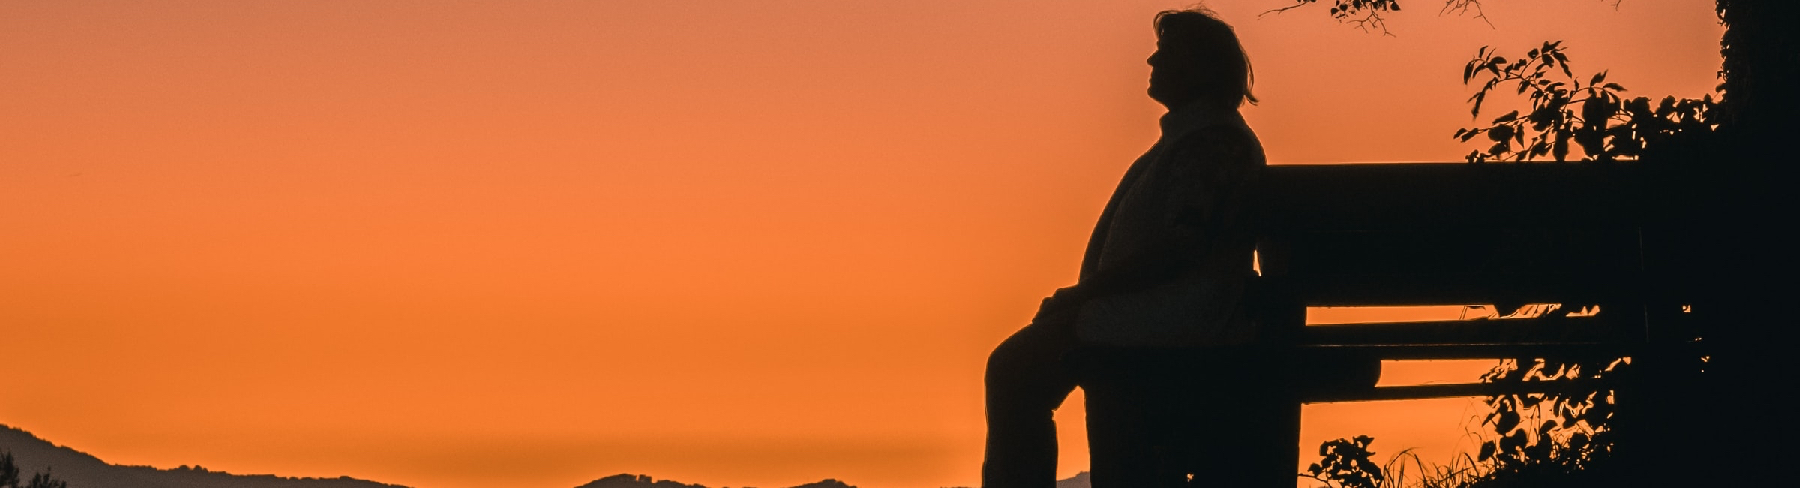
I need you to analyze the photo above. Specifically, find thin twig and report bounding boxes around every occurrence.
[1440,0,1495,29]
[1346,10,1396,37]
[1258,1,1314,18]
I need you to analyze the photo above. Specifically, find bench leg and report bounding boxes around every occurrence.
[1085,381,1188,488]
[1086,381,1300,488]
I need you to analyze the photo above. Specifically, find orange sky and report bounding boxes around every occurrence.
[0,1,1722,487]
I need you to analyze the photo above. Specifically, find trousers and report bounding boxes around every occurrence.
[982,312,1081,488]
[983,312,1291,488]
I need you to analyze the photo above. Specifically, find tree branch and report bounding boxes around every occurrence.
[1440,0,1494,29]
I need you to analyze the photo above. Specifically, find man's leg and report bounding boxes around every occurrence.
[983,317,1079,488]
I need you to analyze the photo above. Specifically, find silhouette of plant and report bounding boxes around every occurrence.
[1305,436,1386,488]
[23,472,64,488]
[0,452,66,488]
[1265,0,1407,35]
[1452,42,1717,162]
[1306,438,1488,488]
[1447,43,1710,483]
[1283,2,1711,486]
[1471,356,1625,481]
[0,453,16,488]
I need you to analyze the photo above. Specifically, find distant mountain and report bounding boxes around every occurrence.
[3,422,1088,488]
[573,474,1087,488]
[0,424,405,488]
[577,474,708,488]
[1054,471,1090,488]
[574,474,857,488]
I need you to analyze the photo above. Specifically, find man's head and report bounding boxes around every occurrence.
[1147,8,1257,109]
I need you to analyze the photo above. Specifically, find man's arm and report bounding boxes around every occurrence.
[1048,126,1260,309]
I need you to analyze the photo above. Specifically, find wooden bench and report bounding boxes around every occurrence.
[1076,162,1701,487]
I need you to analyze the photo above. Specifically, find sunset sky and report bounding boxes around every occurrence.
[1,1,1724,487]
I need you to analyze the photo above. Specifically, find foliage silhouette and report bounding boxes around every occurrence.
[1469,355,1625,486]
[1453,42,1717,162]
[1304,436,1488,488]
[1305,436,1385,488]
[0,452,67,488]
[1265,0,1407,34]
[1265,0,1501,35]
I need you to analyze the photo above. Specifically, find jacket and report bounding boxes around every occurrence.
[1074,103,1266,347]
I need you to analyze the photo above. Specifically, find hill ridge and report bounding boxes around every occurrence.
[0,424,405,488]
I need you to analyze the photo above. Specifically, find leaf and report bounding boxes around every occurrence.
[1487,125,1514,142]
[1553,132,1570,161]
[1479,442,1496,461]
[1500,431,1525,451]
[1492,110,1519,124]
[1590,70,1607,86]
[1495,409,1521,432]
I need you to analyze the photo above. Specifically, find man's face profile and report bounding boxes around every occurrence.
[1146,40,1201,107]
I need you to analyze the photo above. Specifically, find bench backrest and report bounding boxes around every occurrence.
[1250,162,1679,400]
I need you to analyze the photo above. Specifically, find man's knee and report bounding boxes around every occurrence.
[985,340,1028,389]
[985,327,1059,386]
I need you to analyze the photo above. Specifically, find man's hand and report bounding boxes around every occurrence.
[1030,286,1089,329]
[1049,285,1088,302]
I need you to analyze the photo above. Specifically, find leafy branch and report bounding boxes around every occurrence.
[1264,0,1404,35]
[1263,0,1501,35]
[0,452,68,488]
[1306,435,1387,488]
[1438,0,1492,28]
[1453,41,1717,162]
[1475,355,1626,474]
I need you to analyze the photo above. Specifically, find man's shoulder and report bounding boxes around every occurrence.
[1166,124,1265,168]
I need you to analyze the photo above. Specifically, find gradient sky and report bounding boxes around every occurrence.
[1,1,1723,487]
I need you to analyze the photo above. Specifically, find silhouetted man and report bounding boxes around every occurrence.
[982,8,1265,487]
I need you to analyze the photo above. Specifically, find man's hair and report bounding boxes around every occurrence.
[1153,7,1258,107]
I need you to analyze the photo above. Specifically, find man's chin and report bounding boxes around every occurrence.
[1147,91,1176,108]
